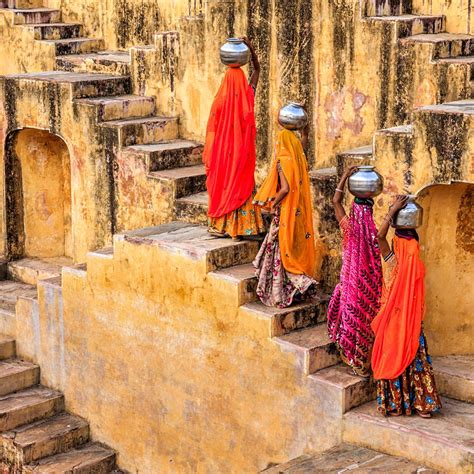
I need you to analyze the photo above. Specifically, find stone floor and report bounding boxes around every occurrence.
[263,443,437,473]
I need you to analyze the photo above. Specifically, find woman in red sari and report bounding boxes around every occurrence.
[372,195,441,418]
[203,37,264,241]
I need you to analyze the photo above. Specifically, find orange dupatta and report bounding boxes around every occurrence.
[254,129,316,277]
[371,236,426,380]
[202,67,256,218]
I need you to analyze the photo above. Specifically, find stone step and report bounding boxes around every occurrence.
[40,37,105,56]
[418,98,474,115]
[241,297,329,338]
[24,22,83,40]
[148,164,206,199]
[5,71,131,99]
[0,359,39,396]
[432,355,474,403]
[309,364,376,414]
[11,8,61,25]
[437,55,474,80]
[74,94,156,122]
[274,324,339,375]
[0,338,16,360]
[23,442,116,473]
[100,115,178,147]
[8,257,73,285]
[210,263,257,306]
[343,398,474,473]
[2,412,90,465]
[368,14,445,38]
[116,222,260,272]
[0,279,37,311]
[402,33,474,59]
[123,140,204,172]
[175,191,208,225]
[0,386,64,431]
[56,51,131,76]
[335,145,373,179]
[263,442,434,473]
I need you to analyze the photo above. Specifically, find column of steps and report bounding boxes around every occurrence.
[0,1,132,76]
[0,338,121,472]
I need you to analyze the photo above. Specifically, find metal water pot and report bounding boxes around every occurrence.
[278,102,308,130]
[220,38,250,68]
[394,196,423,229]
[348,165,384,198]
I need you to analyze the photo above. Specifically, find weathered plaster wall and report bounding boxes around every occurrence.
[14,128,72,258]
[43,0,192,49]
[418,183,474,355]
[413,0,474,33]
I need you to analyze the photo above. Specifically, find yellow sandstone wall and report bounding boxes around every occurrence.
[15,129,72,258]
[414,0,474,34]
[418,183,474,355]
[15,235,345,472]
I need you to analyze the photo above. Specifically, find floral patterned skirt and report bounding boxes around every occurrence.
[209,195,265,238]
[376,332,442,416]
[253,211,318,308]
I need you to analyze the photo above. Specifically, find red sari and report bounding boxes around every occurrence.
[203,68,263,237]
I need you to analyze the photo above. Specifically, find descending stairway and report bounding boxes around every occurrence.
[0,338,120,472]
[263,443,434,473]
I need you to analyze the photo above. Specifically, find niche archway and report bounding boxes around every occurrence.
[417,182,473,356]
[6,128,72,260]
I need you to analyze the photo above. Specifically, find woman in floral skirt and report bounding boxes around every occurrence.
[252,126,318,308]
[371,195,442,417]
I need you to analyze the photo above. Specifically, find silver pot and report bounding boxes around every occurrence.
[220,38,250,68]
[393,196,423,229]
[348,165,384,198]
[278,102,308,130]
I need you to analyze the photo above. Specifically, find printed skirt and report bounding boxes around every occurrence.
[376,332,442,416]
[209,195,265,238]
[253,211,317,308]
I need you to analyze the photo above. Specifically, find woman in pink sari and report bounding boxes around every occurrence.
[327,166,383,376]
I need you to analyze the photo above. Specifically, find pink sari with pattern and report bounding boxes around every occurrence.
[327,202,383,376]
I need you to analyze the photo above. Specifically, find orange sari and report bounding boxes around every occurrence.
[203,67,257,218]
[254,129,316,277]
[371,237,426,380]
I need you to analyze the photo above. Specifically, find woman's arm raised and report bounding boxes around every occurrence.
[377,195,409,258]
[333,166,357,223]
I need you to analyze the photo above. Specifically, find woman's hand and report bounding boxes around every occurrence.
[342,165,358,180]
[270,203,279,215]
[389,195,409,214]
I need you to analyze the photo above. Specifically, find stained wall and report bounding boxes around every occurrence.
[14,128,72,258]
[418,183,474,355]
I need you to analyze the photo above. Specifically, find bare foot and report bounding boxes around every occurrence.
[416,411,432,419]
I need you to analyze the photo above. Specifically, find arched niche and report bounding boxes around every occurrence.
[416,182,473,356]
[5,128,72,260]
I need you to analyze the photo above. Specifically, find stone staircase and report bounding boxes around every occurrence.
[0,258,74,338]
[0,337,120,472]
[360,6,474,127]
[263,443,434,472]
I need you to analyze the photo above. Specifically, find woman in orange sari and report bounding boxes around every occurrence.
[253,126,318,308]
[203,37,264,240]
[371,196,441,417]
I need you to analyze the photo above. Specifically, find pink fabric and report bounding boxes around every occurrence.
[327,203,383,375]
